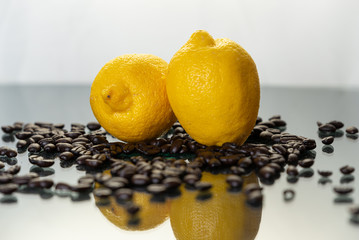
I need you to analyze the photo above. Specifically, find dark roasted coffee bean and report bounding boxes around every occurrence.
[271,119,286,127]
[70,183,92,192]
[16,140,29,148]
[59,152,74,161]
[12,174,35,185]
[246,190,263,207]
[131,174,150,186]
[259,121,276,128]
[298,158,314,168]
[103,179,125,190]
[53,123,65,129]
[272,144,287,155]
[94,187,112,198]
[28,143,41,153]
[31,158,54,168]
[150,173,163,184]
[253,156,270,168]
[208,158,222,168]
[267,162,282,173]
[85,159,103,168]
[170,139,183,154]
[55,182,72,190]
[125,203,141,215]
[90,135,108,145]
[302,138,316,150]
[95,173,112,184]
[30,134,44,142]
[78,175,95,185]
[122,144,135,154]
[322,136,334,145]
[259,131,273,140]
[65,131,82,139]
[56,143,73,152]
[1,125,14,134]
[287,153,298,165]
[346,126,358,134]
[87,122,101,131]
[147,184,167,194]
[270,154,286,166]
[0,183,18,194]
[38,138,54,147]
[163,177,181,189]
[283,189,295,201]
[15,131,32,140]
[56,137,73,144]
[286,165,298,176]
[28,178,54,188]
[0,174,13,183]
[340,165,355,175]
[226,175,243,189]
[183,174,199,185]
[195,182,212,191]
[317,170,333,177]
[0,162,4,169]
[259,166,276,180]
[328,120,344,129]
[319,123,336,132]
[114,188,133,201]
[230,166,246,176]
[5,165,21,175]
[238,157,253,169]
[76,155,91,165]
[243,183,263,195]
[333,186,353,195]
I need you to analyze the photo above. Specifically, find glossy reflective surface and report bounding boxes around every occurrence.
[0,85,358,240]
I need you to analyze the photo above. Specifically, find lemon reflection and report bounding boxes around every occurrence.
[95,191,170,231]
[95,172,262,239]
[169,172,262,240]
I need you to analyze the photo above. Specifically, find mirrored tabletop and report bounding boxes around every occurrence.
[0,85,358,240]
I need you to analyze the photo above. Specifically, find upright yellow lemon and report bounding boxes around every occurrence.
[167,30,260,146]
[90,54,177,142]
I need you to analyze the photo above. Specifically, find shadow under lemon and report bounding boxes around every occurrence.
[169,172,262,240]
[94,171,262,239]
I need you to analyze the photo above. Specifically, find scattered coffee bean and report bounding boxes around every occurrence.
[147,184,167,194]
[87,122,101,131]
[318,123,336,132]
[317,170,332,177]
[340,165,355,175]
[1,125,14,134]
[298,158,314,168]
[59,152,75,161]
[5,165,21,175]
[163,177,181,189]
[246,190,263,207]
[333,186,354,195]
[194,182,212,191]
[346,126,358,134]
[226,175,243,189]
[322,136,334,145]
[114,188,133,201]
[0,183,18,194]
[328,120,344,129]
[286,166,299,176]
[93,188,112,198]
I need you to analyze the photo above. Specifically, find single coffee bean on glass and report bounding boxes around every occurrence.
[318,123,336,132]
[0,183,19,194]
[340,165,355,175]
[298,158,314,168]
[1,125,14,134]
[333,186,354,195]
[317,170,333,177]
[27,143,41,153]
[226,175,243,189]
[328,120,344,129]
[346,126,358,134]
[322,136,334,145]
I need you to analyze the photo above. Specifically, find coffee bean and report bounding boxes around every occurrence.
[230,166,246,176]
[183,174,199,185]
[340,165,355,175]
[95,173,112,184]
[329,120,344,129]
[259,131,273,140]
[87,122,101,131]
[85,159,103,168]
[15,131,32,140]
[56,143,73,152]
[0,174,13,183]
[5,165,21,175]
[322,136,334,145]
[194,182,212,191]
[55,182,72,190]
[3,148,17,158]
[16,140,29,148]
[78,175,95,185]
[70,183,93,192]
[318,123,336,132]
[333,186,353,195]
[103,179,125,190]
[298,158,314,168]
[226,175,243,189]
[163,177,181,189]
[147,184,167,194]
[1,125,14,134]
[283,189,295,201]
[317,170,332,177]
[114,188,133,201]
[243,183,263,195]
[28,178,54,188]
[65,131,83,139]
[346,126,358,134]
[38,138,54,147]
[0,162,4,169]
[28,143,41,153]
[0,183,18,194]
[302,138,316,150]
[170,139,183,154]
[93,187,112,198]
[59,152,74,161]
[246,190,263,207]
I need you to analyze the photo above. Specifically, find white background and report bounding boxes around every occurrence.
[0,0,359,87]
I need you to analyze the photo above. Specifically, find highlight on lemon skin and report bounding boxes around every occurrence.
[166,30,260,146]
[90,54,177,143]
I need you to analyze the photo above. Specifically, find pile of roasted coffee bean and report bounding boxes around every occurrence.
[0,116,358,224]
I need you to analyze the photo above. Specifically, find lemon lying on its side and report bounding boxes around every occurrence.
[167,30,260,146]
[90,54,177,142]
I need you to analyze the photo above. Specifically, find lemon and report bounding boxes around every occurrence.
[169,172,262,240]
[167,30,260,146]
[90,54,177,142]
